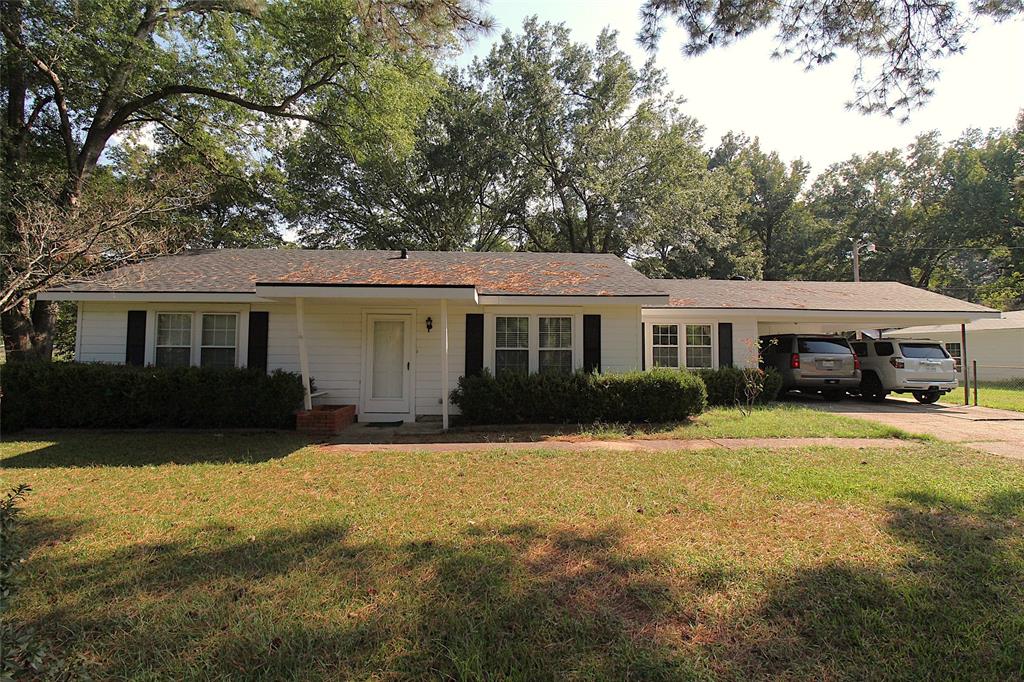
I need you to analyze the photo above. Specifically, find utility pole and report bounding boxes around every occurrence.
[849,234,876,339]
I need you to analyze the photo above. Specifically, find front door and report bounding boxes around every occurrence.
[363,314,413,416]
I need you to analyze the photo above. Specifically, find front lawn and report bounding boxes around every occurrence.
[944,380,1024,413]
[3,431,1023,680]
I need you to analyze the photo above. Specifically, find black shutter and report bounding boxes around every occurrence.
[248,312,269,372]
[718,322,733,368]
[125,310,146,366]
[641,322,646,371]
[583,314,601,373]
[465,313,484,376]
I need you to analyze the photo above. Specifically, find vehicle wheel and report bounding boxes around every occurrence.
[822,389,845,402]
[913,390,941,404]
[861,374,888,402]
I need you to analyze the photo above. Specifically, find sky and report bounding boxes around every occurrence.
[451,0,1024,176]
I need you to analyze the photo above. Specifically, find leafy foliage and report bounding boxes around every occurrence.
[696,367,783,407]
[637,0,1023,119]
[450,368,708,424]
[1,363,305,431]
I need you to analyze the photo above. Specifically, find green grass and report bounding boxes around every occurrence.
[3,431,1023,680]
[577,405,915,440]
[943,381,1024,412]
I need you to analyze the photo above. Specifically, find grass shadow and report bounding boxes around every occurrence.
[1,432,314,467]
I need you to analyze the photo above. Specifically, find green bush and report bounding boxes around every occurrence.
[1,362,305,431]
[450,369,707,424]
[696,367,783,407]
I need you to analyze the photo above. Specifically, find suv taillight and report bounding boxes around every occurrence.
[790,353,800,369]
[854,355,861,370]
[889,357,905,369]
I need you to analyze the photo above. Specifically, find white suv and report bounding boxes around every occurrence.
[850,338,959,404]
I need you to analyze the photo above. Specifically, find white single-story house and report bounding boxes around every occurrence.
[39,250,1001,427]
[889,310,1024,381]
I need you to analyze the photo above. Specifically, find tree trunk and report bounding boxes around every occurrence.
[2,299,56,361]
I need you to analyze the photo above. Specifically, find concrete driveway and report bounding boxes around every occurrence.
[800,396,1024,460]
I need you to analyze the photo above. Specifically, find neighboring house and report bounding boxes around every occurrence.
[40,250,1000,426]
[890,310,1024,381]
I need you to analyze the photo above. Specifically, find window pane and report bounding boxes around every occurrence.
[685,324,712,347]
[202,314,236,347]
[797,338,851,354]
[653,346,679,368]
[686,346,713,369]
[156,313,191,346]
[155,346,191,368]
[899,343,949,359]
[201,347,236,369]
[874,342,894,357]
[652,324,678,346]
[496,317,528,349]
[539,349,572,374]
[495,349,528,376]
[539,317,572,349]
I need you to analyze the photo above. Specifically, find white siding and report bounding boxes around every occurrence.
[78,299,646,418]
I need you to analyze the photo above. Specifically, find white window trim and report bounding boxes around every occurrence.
[538,315,574,374]
[144,306,250,368]
[484,310,583,375]
[644,317,718,371]
[200,312,240,368]
[683,323,715,370]
[154,311,194,368]
[651,323,681,369]
[494,315,530,374]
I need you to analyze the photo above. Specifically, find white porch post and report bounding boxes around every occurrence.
[295,297,312,411]
[441,297,450,431]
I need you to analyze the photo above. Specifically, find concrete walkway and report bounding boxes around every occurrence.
[325,437,911,454]
[807,397,1024,460]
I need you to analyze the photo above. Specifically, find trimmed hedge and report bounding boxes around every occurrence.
[450,369,707,424]
[695,367,783,407]
[1,362,306,431]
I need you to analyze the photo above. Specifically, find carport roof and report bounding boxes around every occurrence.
[650,279,998,315]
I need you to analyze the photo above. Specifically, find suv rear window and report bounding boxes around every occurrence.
[798,338,852,354]
[851,342,868,357]
[873,341,894,357]
[899,343,949,359]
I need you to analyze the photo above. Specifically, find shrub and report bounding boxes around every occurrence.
[0,362,305,431]
[696,367,783,407]
[450,369,707,424]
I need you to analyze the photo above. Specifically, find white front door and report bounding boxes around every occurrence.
[363,314,413,416]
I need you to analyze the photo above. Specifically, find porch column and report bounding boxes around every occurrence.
[961,322,969,406]
[441,297,450,431]
[296,297,312,411]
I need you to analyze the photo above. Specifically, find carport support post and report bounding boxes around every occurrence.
[961,323,969,407]
[440,298,449,431]
[296,297,312,411]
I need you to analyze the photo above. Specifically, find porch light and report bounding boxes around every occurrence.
[426,316,433,332]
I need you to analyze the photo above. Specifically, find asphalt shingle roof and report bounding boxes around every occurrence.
[651,279,997,314]
[51,249,663,297]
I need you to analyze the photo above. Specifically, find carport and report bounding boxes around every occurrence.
[642,280,1002,401]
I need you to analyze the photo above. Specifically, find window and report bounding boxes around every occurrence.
[851,342,868,357]
[873,341,894,357]
[539,316,572,374]
[652,324,679,368]
[685,324,713,369]
[201,314,238,368]
[945,342,962,371]
[495,316,529,376]
[155,313,192,367]
[900,343,949,360]
[797,338,852,354]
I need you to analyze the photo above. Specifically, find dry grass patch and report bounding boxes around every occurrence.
[2,433,1023,679]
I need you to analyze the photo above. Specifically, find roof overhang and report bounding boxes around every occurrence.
[37,291,267,303]
[478,294,668,306]
[643,307,1001,324]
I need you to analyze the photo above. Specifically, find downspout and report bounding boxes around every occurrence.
[296,297,312,411]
